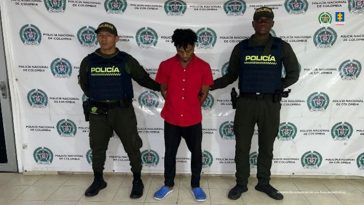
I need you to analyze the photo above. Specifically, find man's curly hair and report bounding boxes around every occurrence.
[171,29,197,49]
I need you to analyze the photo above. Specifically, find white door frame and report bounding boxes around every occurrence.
[0,10,18,172]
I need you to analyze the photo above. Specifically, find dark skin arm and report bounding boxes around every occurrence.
[199,85,210,105]
[160,84,167,99]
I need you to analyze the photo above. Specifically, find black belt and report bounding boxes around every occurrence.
[91,99,131,109]
[239,92,274,100]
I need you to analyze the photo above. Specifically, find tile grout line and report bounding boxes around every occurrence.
[322,182,345,205]
[291,178,313,205]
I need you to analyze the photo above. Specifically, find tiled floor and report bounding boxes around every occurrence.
[0,173,363,205]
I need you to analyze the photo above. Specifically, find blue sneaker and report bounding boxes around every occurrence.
[154,186,173,200]
[192,187,206,202]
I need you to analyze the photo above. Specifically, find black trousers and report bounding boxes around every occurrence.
[233,96,281,186]
[89,106,143,174]
[163,121,203,188]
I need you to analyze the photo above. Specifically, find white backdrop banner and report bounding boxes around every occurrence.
[1,0,364,176]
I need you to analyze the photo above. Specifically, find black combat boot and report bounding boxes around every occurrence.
[130,172,144,199]
[84,172,107,197]
[228,184,248,200]
[255,183,284,200]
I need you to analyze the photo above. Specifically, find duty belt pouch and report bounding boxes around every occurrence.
[89,101,108,115]
[90,106,108,115]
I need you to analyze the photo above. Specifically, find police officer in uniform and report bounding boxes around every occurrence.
[79,22,159,198]
[210,7,300,200]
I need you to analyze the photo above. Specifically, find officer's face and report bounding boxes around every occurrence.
[252,17,274,35]
[97,31,119,51]
[176,44,194,63]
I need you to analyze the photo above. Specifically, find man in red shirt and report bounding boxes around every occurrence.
[153,29,213,202]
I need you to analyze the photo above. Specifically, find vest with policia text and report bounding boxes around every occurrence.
[87,51,133,101]
[239,37,283,94]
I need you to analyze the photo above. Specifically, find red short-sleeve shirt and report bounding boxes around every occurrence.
[156,54,213,127]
